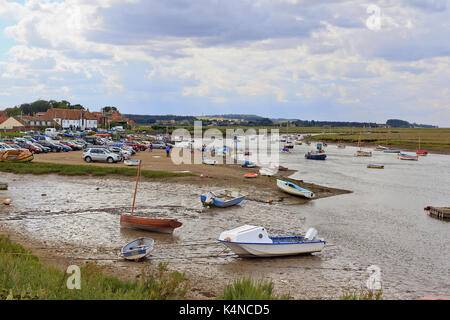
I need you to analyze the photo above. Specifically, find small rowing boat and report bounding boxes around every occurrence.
[0,182,8,190]
[0,150,34,162]
[124,159,140,166]
[259,168,276,176]
[277,165,288,171]
[120,160,182,234]
[200,189,246,208]
[305,151,327,160]
[277,179,314,199]
[120,215,182,233]
[367,164,384,169]
[397,153,419,161]
[202,158,217,165]
[217,225,326,258]
[241,161,257,168]
[244,173,258,178]
[383,149,401,153]
[120,237,154,261]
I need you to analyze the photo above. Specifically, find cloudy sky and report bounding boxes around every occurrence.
[0,0,449,126]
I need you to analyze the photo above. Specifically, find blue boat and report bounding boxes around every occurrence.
[277,179,315,198]
[120,237,154,261]
[383,149,401,153]
[305,151,326,160]
[201,189,246,208]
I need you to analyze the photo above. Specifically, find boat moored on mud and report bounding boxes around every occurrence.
[217,225,326,258]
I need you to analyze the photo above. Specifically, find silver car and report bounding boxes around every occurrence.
[83,148,122,163]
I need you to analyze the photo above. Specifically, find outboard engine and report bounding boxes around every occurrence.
[305,228,318,241]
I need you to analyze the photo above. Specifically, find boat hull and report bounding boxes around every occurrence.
[200,194,246,208]
[121,237,154,260]
[305,153,326,160]
[277,179,314,198]
[120,215,182,234]
[0,150,34,162]
[219,241,325,258]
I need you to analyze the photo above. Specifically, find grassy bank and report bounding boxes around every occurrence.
[0,235,290,300]
[309,128,450,151]
[0,161,194,178]
[0,235,189,299]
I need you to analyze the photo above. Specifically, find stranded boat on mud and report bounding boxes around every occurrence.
[217,225,326,258]
[277,179,315,199]
[120,160,182,234]
[120,237,154,261]
[201,189,246,208]
[0,182,8,190]
[305,151,326,160]
[0,150,34,162]
[397,153,419,161]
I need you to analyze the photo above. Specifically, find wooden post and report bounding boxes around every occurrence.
[131,160,142,216]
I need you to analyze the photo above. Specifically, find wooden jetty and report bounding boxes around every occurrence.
[424,206,450,219]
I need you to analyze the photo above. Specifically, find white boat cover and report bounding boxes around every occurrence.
[218,225,273,244]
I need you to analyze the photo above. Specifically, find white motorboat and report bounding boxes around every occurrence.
[217,225,326,258]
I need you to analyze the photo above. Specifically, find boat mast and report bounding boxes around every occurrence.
[131,160,142,216]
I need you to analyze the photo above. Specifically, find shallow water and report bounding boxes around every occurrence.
[0,144,449,299]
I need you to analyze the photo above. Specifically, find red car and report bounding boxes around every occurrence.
[124,141,147,151]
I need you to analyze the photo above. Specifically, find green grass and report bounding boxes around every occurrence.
[310,128,450,150]
[0,235,189,300]
[0,161,194,178]
[218,277,290,300]
[340,288,383,300]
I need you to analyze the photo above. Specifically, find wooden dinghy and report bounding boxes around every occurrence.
[217,225,326,258]
[124,159,140,166]
[120,237,154,261]
[354,150,372,157]
[0,182,8,190]
[277,179,315,199]
[0,150,34,162]
[367,164,384,169]
[120,160,182,234]
[120,215,182,234]
[201,189,246,208]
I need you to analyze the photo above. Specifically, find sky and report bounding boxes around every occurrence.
[0,0,449,126]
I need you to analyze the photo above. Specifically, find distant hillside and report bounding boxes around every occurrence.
[123,114,197,125]
[202,114,265,121]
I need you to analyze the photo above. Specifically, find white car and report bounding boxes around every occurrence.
[83,148,122,163]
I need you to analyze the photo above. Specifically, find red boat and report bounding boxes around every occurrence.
[244,173,258,178]
[416,150,428,156]
[277,166,288,171]
[120,160,182,234]
[120,215,182,234]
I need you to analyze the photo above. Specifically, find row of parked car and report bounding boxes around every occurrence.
[0,135,88,154]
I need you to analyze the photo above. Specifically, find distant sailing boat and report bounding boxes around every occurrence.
[120,160,182,234]
[416,137,428,156]
[354,131,372,157]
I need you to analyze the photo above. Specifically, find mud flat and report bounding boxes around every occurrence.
[31,149,351,203]
[0,161,353,300]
